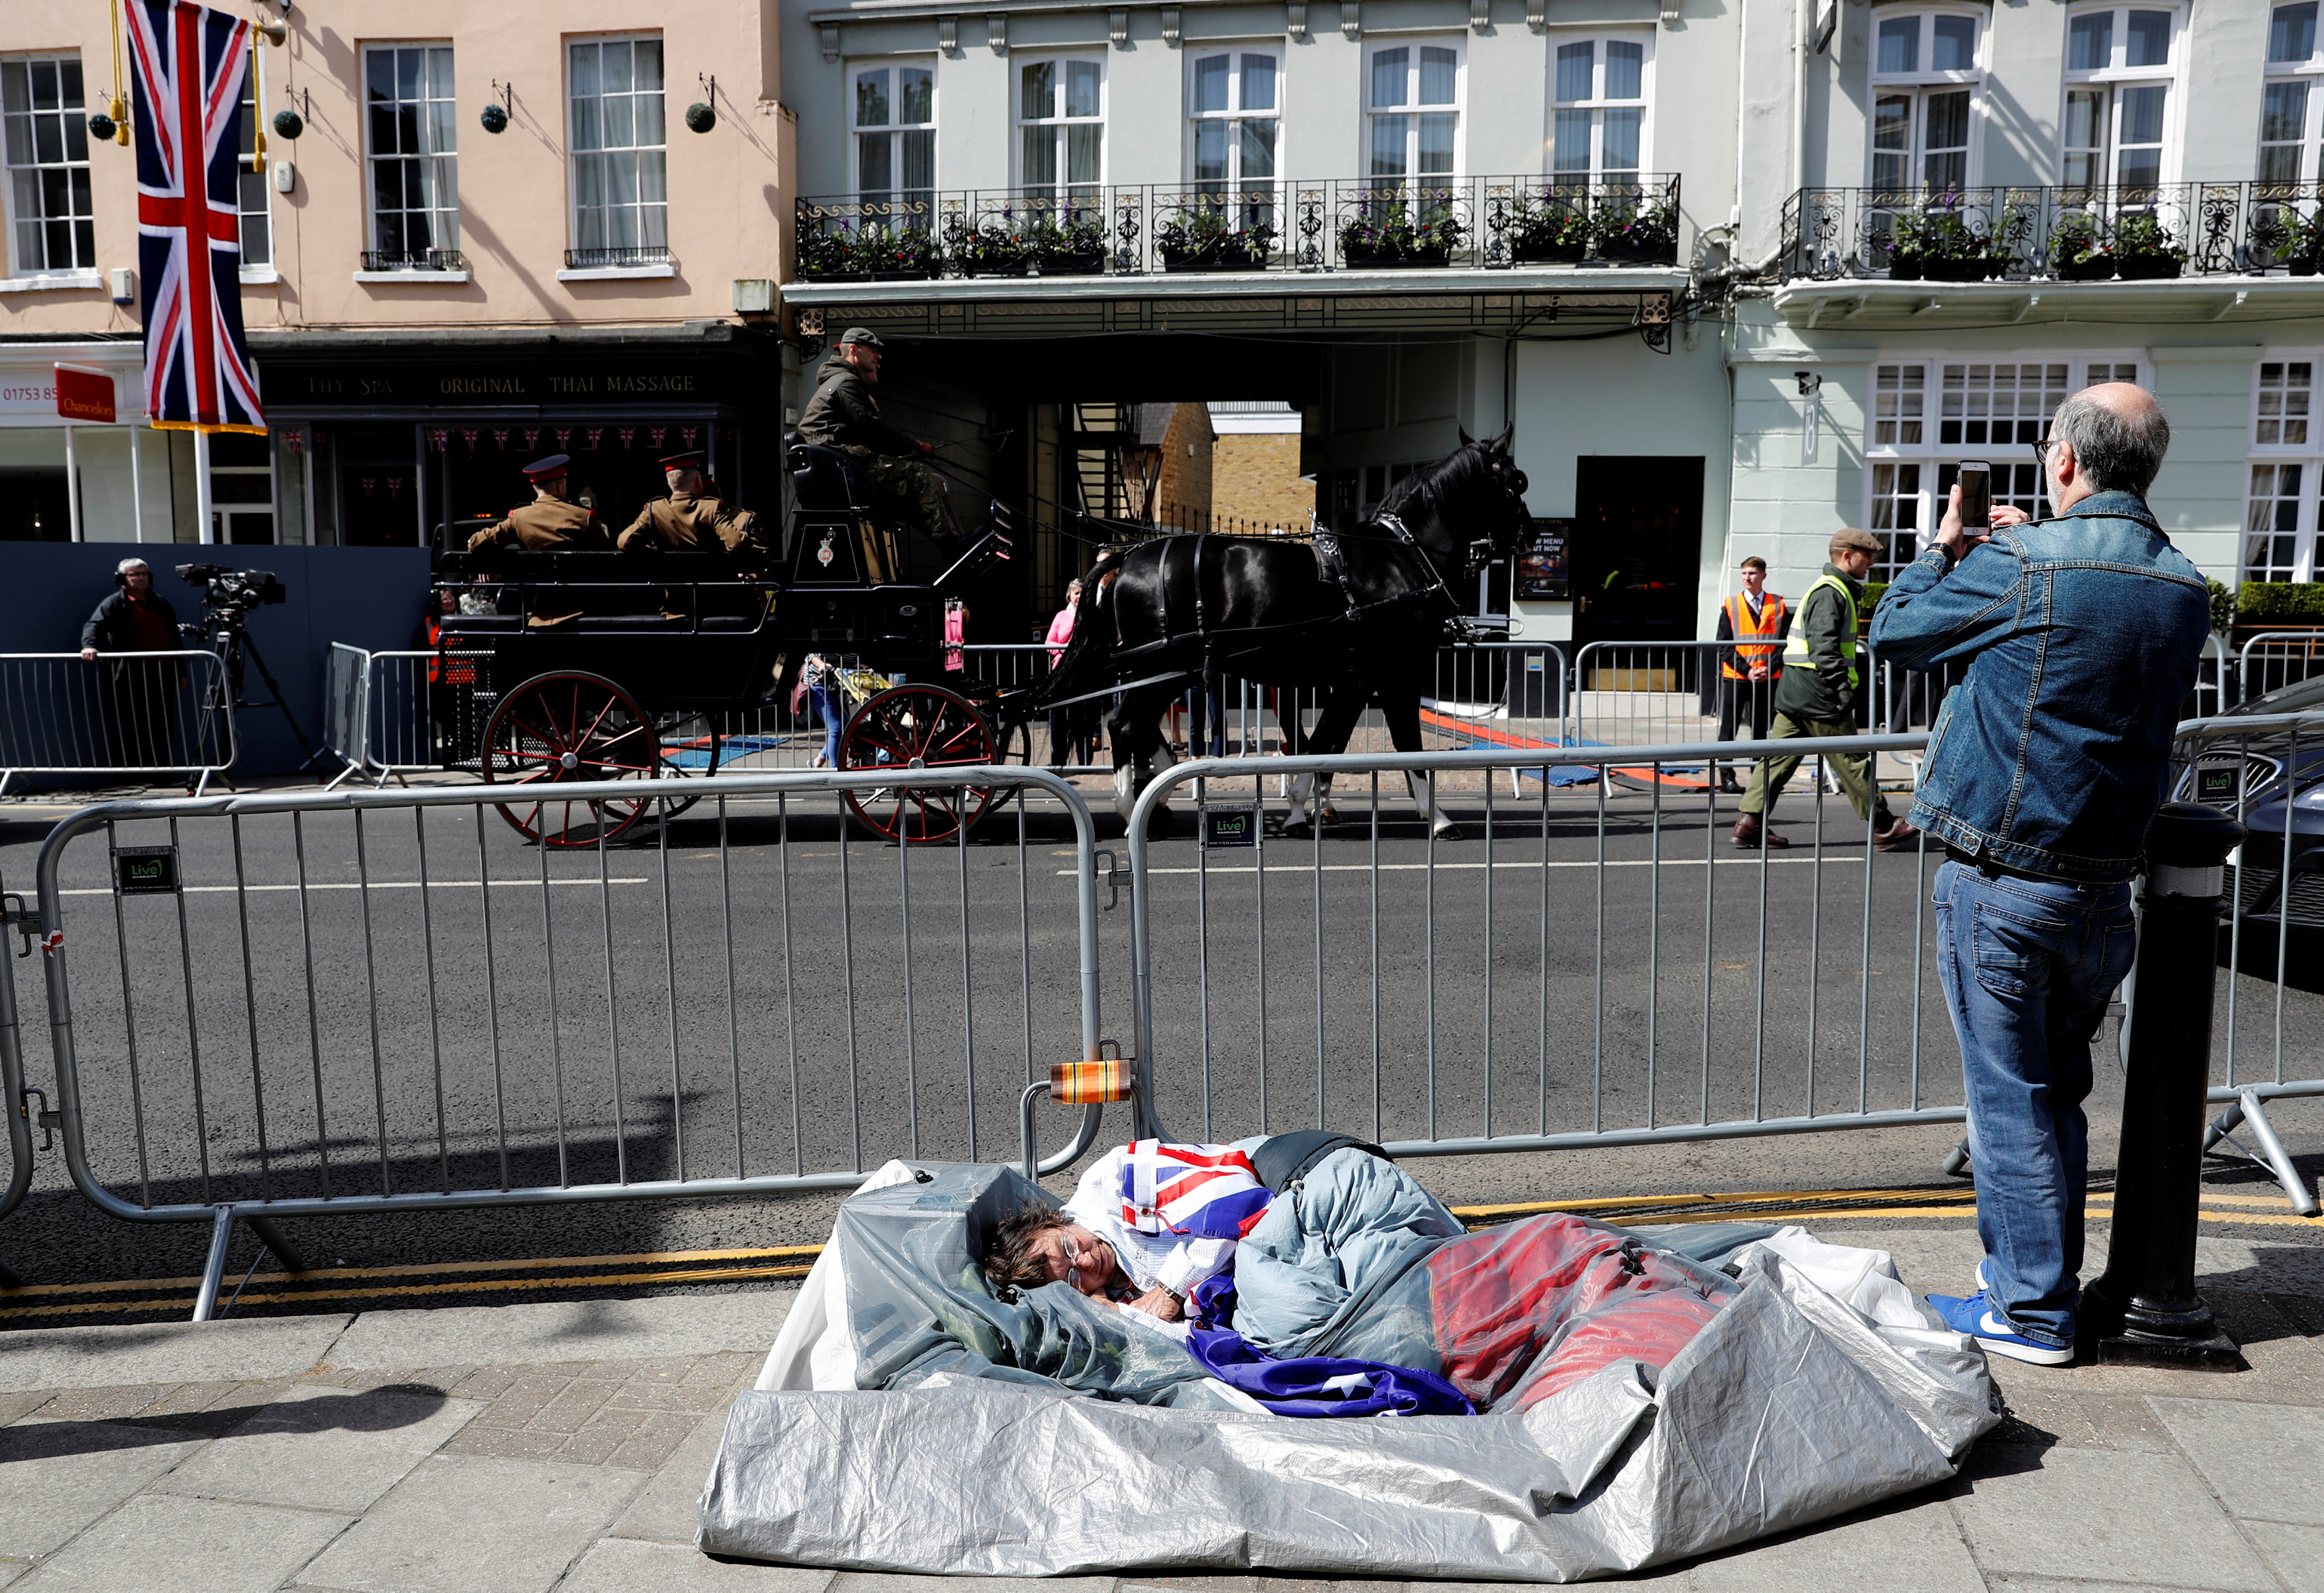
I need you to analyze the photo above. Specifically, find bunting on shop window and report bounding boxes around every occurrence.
[649,427,666,450]
[681,426,699,450]
[525,428,542,450]
[493,428,509,450]
[618,427,635,449]
[124,0,266,434]
[554,428,571,450]
[462,428,479,450]
[586,427,604,450]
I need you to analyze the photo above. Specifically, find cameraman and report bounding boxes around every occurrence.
[78,558,185,771]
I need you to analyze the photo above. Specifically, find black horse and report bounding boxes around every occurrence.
[1038,427,1533,835]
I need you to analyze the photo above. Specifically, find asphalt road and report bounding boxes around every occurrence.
[2,777,2318,1318]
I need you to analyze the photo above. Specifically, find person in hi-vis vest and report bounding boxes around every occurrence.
[1712,556,1786,794]
[1732,529,1916,851]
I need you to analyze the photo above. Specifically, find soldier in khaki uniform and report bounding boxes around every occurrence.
[616,452,767,559]
[467,454,610,626]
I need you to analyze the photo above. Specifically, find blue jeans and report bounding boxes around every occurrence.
[1934,860,2136,1349]
[809,683,843,766]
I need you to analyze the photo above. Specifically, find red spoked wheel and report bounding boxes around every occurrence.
[481,671,667,847]
[838,682,1002,844]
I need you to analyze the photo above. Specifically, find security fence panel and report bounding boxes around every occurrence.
[31,768,1110,1317]
[0,651,235,797]
[2169,708,2324,1216]
[0,863,34,1289]
[1124,736,1961,1158]
[2239,631,2324,707]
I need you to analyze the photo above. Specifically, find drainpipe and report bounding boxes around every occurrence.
[1793,0,1809,203]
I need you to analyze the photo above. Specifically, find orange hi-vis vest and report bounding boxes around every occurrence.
[1722,590,1787,679]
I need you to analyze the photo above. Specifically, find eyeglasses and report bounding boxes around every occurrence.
[2030,438,2056,470]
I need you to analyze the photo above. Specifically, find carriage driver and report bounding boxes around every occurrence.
[616,451,768,560]
[466,454,612,627]
[797,327,961,548]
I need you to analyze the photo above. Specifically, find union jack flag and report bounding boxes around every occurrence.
[126,0,264,434]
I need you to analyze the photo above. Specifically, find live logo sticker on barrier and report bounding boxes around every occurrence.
[112,845,179,895]
[1201,805,1260,849]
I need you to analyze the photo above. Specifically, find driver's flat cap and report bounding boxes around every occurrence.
[837,327,884,347]
[521,453,572,479]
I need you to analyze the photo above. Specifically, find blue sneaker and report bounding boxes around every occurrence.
[1927,1289,2074,1367]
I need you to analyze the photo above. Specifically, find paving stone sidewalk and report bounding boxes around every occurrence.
[0,1226,2318,1592]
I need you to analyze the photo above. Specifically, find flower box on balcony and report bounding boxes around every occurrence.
[1512,240,1588,264]
[2117,255,2183,280]
[1344,244,1452,268]
[2055,256,2115,281]
[1888,253,1924,280]
[1596,240,1675,266]
[1036,250,1108,277]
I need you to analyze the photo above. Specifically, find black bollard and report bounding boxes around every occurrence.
[2082,801,2246,1371]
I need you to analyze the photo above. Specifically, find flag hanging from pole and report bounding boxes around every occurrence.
[124,0,264,434]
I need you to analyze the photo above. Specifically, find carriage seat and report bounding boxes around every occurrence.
[786,432,873,513]
[441,613,758,635]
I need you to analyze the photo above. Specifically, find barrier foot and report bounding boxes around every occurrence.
[1942,1139,1971,1177]
[2234,1091,2322,1218]
[1019,1081,1052,1183]
[191,1207,235,1323]
[248,1216,310,1275]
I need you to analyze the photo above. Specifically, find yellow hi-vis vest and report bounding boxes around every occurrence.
[1780,572,1861,689]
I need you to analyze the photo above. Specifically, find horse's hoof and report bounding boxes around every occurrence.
[1432,822,1465,842]
[1146,805,1177,837]
[1317,804,1341,827]
[1283,815,1313,839]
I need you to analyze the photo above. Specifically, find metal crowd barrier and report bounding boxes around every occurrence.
[323,645,492,790]
[29,766,1112,1318]
[2170,707,2324,1216]
[1123,734,1969,1159]
[2238,630,2324,705]
[1,865,35,1289]
[0,651,236,797]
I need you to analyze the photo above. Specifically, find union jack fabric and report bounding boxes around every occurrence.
[126,0,264,434]
[1118,1139,1273,1240]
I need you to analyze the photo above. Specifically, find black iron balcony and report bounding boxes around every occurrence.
[791,175,1684,280]
[562,246,676,270]
[1780,183,2324,283]
[359,248,467,272]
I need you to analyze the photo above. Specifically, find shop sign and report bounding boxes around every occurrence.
[55,364,117,424]
[1515,518,1571,601]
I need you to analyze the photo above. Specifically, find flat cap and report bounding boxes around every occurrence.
[1829,528,1882,557]
[521,453,572,480]
[837,327,885,347]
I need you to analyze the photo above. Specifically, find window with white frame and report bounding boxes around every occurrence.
[1550,35,1649,182]
[236,70,269,268]
[1868,11,1981,193]
[1367,42,1459,181]
[2261,3,2323,185]
[1864,357,2143,580]
[568,35,667,264]
[363,45,457,267]
[1190,49,1278,201]
[853,62,934,226]
[1,55,93,275]
[2245,358,2324,582]
[2061,5,2179,191]
[1019,58,1102,203]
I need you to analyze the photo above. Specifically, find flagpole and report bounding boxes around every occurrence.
[195,428,216,545]
[65,424,82,542]
[129,422,145,543]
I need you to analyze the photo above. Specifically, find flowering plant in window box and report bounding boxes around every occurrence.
[1338,203,1468,268]
[1504,199,1591,264]
[1157,208,1279,271]
[2251,204,2324,276]
[950,220,1038,276]
[1891,202,2006,282]
[1028,214,1112,276]
[2107,211,2185,280]
[2045,212,2114,280]
[1593,200,1679,265]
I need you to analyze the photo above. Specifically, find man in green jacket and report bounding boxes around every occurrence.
[797,327,955,545]
[1732,528,1917,851]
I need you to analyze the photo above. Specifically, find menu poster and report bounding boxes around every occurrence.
[1515,518,1571,600]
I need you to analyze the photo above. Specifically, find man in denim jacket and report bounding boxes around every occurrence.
[1870,382,2208,1365]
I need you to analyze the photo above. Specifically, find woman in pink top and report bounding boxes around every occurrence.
[1046,578,1092,766]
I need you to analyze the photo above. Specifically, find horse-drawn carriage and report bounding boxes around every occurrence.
[430,438,1027,847]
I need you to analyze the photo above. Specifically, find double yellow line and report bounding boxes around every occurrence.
[2,1183,2310,1323]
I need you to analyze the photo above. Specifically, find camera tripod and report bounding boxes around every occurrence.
[186,609,327,790]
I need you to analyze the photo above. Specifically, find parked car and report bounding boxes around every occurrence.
[2178,672,2324,930]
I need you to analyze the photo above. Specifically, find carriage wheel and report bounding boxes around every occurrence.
[837,683,1002,844]
[977,710,1037,818]
[481,671,667,847]
[650,708,723,819]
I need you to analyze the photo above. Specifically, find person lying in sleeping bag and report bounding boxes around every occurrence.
[981,1139,1274,1334]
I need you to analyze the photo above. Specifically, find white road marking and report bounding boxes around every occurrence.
[1069,857,1870,876]
[60,878,650,896]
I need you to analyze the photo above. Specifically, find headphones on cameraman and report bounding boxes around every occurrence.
[113,558,149,589]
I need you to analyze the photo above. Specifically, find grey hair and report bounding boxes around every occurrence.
[116,558,149,576]
[2051,388,2171,498]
